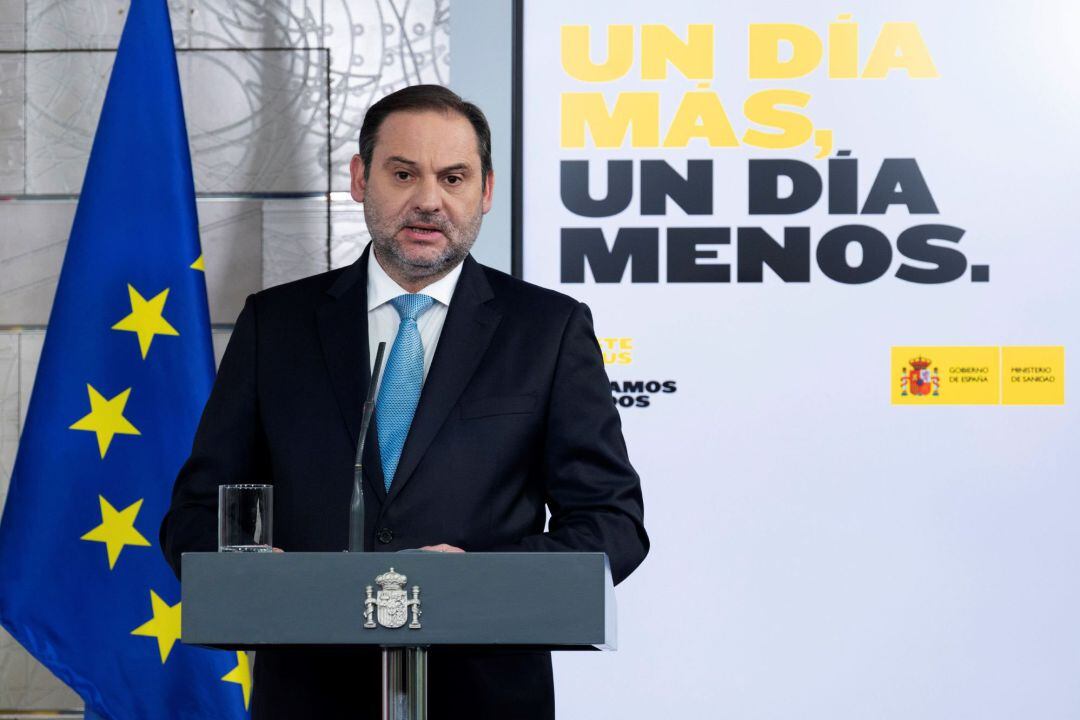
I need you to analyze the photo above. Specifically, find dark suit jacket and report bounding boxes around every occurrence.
[160,247,648,719]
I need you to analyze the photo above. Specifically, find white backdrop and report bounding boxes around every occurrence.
[521,2,1080,717]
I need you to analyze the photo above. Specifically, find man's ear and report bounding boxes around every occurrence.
[350,154,367,203]
[481,170,495,214]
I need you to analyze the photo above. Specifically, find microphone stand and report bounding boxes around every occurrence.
[348,340,426,719]
[348,341,386,553]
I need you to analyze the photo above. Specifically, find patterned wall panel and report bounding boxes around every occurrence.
[183,48,330,194]
[330,194,371,269]
[22,51,112,196]
[24,48,331,195]
[17,0,450,194]
[26,0,188,50]
[197,199,263,322]
[0,0,23,50]
[188,0,322,50]
[0,53,23,193]
[323,0,450,190]
[0,200,73,326]
[261,197,328,288]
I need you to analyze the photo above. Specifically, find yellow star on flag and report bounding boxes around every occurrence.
[131,590,182,663]
[69,384,140,459]
[190,254,205,271]
[111,284,179,359]
[222,651,252,709]
[80,495,151,569]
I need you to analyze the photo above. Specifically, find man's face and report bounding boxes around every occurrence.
[350,109,494,283]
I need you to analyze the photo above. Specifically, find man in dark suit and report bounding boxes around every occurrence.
[160,85,648,719]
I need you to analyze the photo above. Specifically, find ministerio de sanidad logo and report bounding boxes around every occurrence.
[891,346,1065,405]
[599,336,678,409]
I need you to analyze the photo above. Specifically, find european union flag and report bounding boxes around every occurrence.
[0,0,250,717]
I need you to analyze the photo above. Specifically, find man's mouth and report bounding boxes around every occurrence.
[403,224,444,240]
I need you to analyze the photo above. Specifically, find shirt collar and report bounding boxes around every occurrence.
[366,244,464,312]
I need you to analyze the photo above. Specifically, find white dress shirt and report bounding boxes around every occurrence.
[366,246,463,384]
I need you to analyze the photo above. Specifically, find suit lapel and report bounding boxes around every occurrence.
[385,255,501,505]
[316,245,387,500]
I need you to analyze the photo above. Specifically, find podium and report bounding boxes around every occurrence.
[181,552,616,719]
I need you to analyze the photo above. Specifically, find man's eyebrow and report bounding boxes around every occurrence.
[383,156,472,175]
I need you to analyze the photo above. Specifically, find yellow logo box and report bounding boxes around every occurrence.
[1002,346,1065,405]
[891,346,1064,406]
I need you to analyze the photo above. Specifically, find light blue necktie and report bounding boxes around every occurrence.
[376,293,435,491]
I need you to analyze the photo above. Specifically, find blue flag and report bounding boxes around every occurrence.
[0,0,250,717]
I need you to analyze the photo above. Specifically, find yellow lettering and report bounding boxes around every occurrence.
[561,25,634,82]
[663,89,738,148]
[863,22,939,78]
[828,14,858,79]
[641,24,714,80]
[742,90,814,149]
[749,24,823,79]
[562,92,660,148]
[813,129,833,158]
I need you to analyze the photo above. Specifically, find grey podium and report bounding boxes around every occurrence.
[182,552,616,719]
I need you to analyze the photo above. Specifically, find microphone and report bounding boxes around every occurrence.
[348,341,386,552]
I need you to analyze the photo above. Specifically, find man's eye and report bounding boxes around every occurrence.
[395,171,411,181]
[445,176,462,185]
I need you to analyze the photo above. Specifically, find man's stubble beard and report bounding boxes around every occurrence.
[364,188,484,284]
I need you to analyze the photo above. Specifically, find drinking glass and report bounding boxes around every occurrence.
[218,484,273,552]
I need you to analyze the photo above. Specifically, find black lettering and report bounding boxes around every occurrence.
[816,225,893,284]
[828,153,858,214]
[862,158,939,214]
[645,381,661,393]
[662,381,677,393]
[895,224,967,283]
[561,228,659,283]
[560,160,632,217]
[736,227,811,282]
[667,227,730,283]
[748,159,822,215]
[641,160,712,215]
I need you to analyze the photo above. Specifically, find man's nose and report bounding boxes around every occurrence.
[411,175,442,214]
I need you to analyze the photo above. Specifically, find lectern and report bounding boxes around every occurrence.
[182,552,615,719]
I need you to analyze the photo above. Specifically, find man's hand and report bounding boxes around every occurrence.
[418,543,464,553]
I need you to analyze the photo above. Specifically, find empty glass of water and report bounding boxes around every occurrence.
[218,484,273,552]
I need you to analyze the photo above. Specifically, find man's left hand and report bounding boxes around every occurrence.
[418,543,465,553]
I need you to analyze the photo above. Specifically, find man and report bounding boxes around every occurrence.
[160,85,648,719]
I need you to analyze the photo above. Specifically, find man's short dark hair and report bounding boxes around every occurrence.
[358,84,493,190]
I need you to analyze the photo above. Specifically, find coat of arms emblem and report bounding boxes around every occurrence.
[900,356,940,397]
[363,567,422,629]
